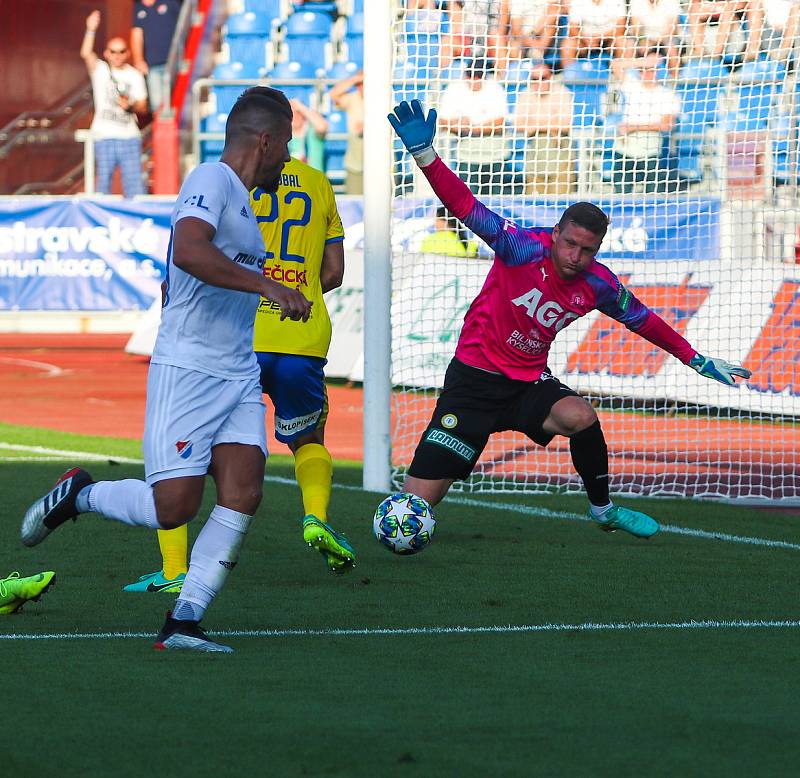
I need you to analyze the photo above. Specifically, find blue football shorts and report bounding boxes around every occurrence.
[256,352,329,444]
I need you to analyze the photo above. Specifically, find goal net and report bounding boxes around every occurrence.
[385,1,799,503]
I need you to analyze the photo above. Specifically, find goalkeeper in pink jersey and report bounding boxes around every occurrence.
[388,100,751,538]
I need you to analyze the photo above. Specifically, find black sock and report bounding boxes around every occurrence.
[569,420,610,506]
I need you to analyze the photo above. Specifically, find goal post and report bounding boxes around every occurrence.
[364,1,800,505]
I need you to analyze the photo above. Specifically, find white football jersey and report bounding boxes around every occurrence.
[152,162,266,379]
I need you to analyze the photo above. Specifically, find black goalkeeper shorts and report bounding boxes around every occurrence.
[407,358,580,481]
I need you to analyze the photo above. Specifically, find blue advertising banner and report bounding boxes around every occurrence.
[388,197,721,261]
[0,196,721,311]
[0,199,170,311]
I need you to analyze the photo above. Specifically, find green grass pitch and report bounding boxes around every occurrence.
[3,424,800,777]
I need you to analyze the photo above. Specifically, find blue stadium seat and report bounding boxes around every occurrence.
[561,55,611,127]
[244,0,285,20]
[283,37,331,71]
[326,61,360,82]
[211,62,262,114]
[283,11,333,70]
[285,10,334,38]
[324,109,348,184]
[771,113,798,185]
[345,12,365,36]
[343,37,364,68]
[200,113,228,163]
[267,60,317,103]
[439,58,468,83]
[292,0,337,14]
[673,58,726,182]
[352,0,364,13]
[504,59,536,114]
[224,12,271,68]
[728,58,786,132]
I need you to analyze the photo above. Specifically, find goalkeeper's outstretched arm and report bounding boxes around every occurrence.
[388,100,546,266]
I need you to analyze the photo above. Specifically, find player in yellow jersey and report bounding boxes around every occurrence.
[123,156,353,591]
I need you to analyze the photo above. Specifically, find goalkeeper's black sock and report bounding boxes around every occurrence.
[569,420,610,507]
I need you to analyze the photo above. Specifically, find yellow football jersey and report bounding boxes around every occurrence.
[251,158,344,357]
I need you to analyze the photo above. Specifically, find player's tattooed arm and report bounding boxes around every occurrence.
[172,217,312,321]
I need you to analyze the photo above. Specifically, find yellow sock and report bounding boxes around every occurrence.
[295,443,333,522]
[157,525,188,580]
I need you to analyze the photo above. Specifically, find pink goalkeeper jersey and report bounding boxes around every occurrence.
[420,157,697,381]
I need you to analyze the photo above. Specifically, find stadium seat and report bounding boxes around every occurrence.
[285,10,334,38]
[771,113,798,185]
[561,55,611,127]
[728,58,786,132]
[292,0,337,14]
[283,11,334,70]
[244,0,285,20]
[267,60,318,103]
[673,58,726,182]
[200,113,228,163]
[325,60,360,82]
[224,12,271,68]
[324,109,348,185]
[211,61,262,114]
[504,59,536,114]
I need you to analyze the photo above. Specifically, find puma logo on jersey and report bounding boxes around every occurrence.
[512,287,580,332]
[540,266,548,282]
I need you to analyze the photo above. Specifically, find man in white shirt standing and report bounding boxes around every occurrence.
[82,10,148,196]
[438,58,510,195]
[21,86,312,653]
[611,50,681,193]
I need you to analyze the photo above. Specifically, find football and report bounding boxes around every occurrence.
[373,492,436,555]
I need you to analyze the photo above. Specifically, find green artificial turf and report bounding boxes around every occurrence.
[2,427,800,777]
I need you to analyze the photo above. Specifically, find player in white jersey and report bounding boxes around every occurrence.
[20,87,311,653]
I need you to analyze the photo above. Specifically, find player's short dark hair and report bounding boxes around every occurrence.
[558,202,609,238]
[225,86,292,145]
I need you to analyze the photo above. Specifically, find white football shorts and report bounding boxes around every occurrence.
[143,363,268,485]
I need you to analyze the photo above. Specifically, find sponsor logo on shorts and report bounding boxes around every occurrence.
[275,410,321,436]
[425,429,476,462]
[175,440,193,459]
[441,413,458,429]
[218,560,237,570]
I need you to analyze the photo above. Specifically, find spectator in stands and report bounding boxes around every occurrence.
[448,0,511,69]
[687,0,762,63]
[82,10,148,196]
[420,205,479,256]
[507,0,561,61]
[512,62,575,194]
[330,69,364,194]
[750,0,799,62]
[131,0,182,113]
[289,99,328,172]
[627,0,683,77]
[439,57,510,195]
[561,0,628,67]
[611,50,680,193]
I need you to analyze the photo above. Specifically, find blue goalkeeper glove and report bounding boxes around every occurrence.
[690,353,751,385]
[387,99,438,164]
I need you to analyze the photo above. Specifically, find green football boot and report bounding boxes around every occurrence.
[592,505,659,539]
[123,570,186,593]
[302,515,356,574]
[0,570,56,614]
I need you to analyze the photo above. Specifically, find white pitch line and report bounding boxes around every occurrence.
[264,475,800,552]
[0,356,69,378]
[0,444,796,553]
[2,619,800,641]
[0,443,143,465]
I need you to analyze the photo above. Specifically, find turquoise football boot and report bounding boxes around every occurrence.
[592,505,659,538]
[123,570,186,593]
